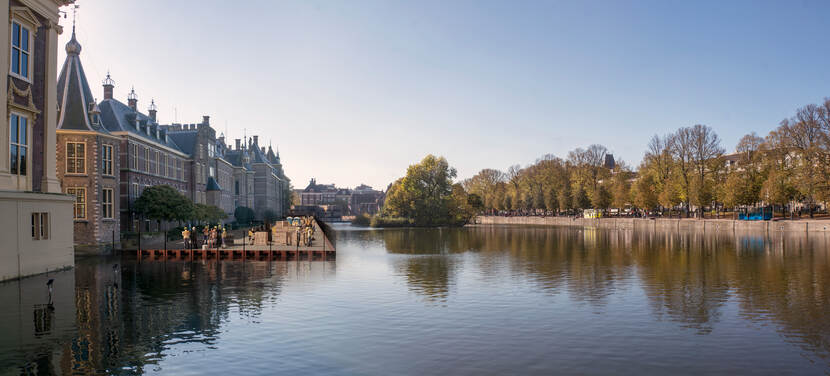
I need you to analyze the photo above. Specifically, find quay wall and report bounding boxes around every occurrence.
[475,216,830,234]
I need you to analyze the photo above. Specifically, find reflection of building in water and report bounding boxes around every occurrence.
[0,258,336,373]
[0,269,77,375]
[54,259,335,374]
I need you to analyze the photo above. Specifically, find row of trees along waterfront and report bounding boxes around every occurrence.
[463,98,830,218]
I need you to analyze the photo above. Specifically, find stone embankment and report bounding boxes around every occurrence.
[475,216,830,233]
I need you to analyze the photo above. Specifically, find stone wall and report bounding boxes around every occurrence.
[0,191,74,281]
[475,216,830,234]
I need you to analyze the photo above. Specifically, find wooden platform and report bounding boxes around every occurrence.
[133,248,335,261]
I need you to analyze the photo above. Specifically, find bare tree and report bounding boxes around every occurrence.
[735,132,764,163]
[645,134,673,182]
[779,104,827,216]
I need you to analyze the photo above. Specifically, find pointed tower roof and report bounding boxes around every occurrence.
[57,31,109,133]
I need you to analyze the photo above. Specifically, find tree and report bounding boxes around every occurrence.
[133,185,194,229]
[719,133,765,211]
[234,206,255,225]
[282,181,294,215]
[463,168,506,210]
[632,173,659,211]
[669,125,723,217]
[777,105,827,217]
[194,203,227,224]
[382,155,466,226]
[467,193,484,212]
[449,183,475,224]
[590,184,612,210]
[610,162,634,209]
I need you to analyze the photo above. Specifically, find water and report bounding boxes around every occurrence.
[2,225,830,375]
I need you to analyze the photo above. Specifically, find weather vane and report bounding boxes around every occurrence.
[72,4,79,34]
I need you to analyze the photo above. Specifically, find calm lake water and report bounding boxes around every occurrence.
[2,224,830,375]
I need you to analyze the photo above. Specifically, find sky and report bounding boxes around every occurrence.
[58,0,830,190]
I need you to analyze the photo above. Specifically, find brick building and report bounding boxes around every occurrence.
[0,0,75,281]
[54,34,292,237]
[55,31,120,252]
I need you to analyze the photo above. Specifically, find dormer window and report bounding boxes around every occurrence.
[10,21,31,80]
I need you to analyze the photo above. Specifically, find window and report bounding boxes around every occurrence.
[131,144,138,169]
[67,187,86,219]
[209,166,215,178]
[164,154,169,177]
[31,213,49,240]
[9,113,27,176]
[66,142,86,174]
[102,144,113,175]
[235,180,239,195]
[102,188,113,219]
[131,183,139,199]
[144,148,150,171]
[155,151,159,174]
[10,21,30,79]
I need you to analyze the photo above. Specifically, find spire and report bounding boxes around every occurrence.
[102,71,114,99]
[65,4,81,55]
[148,99,158,122]
[127,86,138,111]
[57,30,105,133]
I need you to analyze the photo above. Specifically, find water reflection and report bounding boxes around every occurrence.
[1,226,829,374]
[374,226,830,362]
[0,260,334,375]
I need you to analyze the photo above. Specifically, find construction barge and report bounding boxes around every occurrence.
[132,217,336,262]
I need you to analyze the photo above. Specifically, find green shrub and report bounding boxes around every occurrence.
[370,215,414,228]
[351,213,371,227]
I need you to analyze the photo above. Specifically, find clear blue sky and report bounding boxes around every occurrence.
[59,0,830,189]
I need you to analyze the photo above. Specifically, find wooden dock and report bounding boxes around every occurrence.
[134,247,334,261]
[133,217,336,262]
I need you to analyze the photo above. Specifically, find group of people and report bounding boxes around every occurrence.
[182,226,228,249]
[244,217,317,247]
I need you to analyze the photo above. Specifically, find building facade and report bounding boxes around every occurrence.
[350,184,384,215]
[0,0,75,281]
[54,34,291,237]
[300,180,384,217]
[55,31,120,253]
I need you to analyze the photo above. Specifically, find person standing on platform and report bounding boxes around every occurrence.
[182,227,191,248]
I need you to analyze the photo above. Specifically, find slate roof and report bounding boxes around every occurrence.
[206,176,221,191]
[98,98,184,152]
[56,33,109,134]
[266,146,280,165]
[304,180,338,193]
[166,131,198,155]
[249,144,272,165]
[225,149,253,170]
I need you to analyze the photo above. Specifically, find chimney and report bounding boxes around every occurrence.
[253,135,258,146]
[148,99,158,122]
[127,87,138,111]
[235,139,241,150]
[102,72,115,100]
[202,115,210,126]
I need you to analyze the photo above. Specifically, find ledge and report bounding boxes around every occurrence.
[0,190,74,202]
